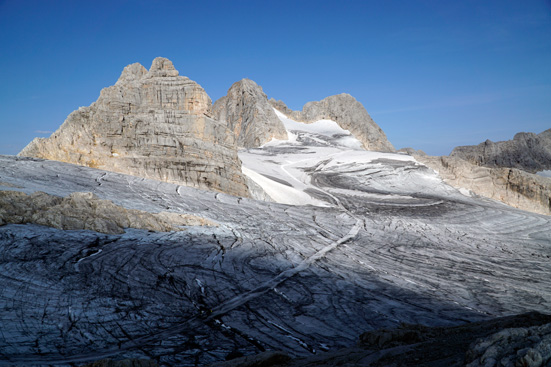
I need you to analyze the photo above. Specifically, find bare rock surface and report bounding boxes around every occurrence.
[0,190,216,234]
[466,320,551,367]
[268,98,293,116]
[398,147,427,156]
[450,129,551,173]
[209,351,291,367]
[215,312,551,367]
[269,94,395,152]
[212,79,287,148]
[416,155,551,215]
[1,132,551,366]
[18,57,249,197]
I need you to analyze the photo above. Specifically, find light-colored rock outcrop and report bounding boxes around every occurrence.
[270,94,395,152]
[212,79,287,148]
[268,98,293,116]
[18,57,249,197]
[450,129,551,173]
[466,322,551,367]
[0,190,217,234]
[398,147,427,156]
[416,155,551,215]
[412,129,551,215]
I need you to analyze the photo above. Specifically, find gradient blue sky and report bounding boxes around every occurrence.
[1,0,550,156]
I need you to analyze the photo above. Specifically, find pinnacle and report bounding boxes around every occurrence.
[148,57,179,77]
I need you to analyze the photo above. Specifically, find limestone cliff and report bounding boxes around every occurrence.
[270,94,395,152]
[414,129,551,215]
[416,155,551,215]
[450,129,551,173]
[19,57,249,197]
[212,79,287,148]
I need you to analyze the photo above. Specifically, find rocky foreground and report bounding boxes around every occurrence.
[208,312,551,367]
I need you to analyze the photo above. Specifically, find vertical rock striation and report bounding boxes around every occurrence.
[18,57,249,197]
[416,155,551,215]
[414,129,551,215]
[212,79,288,148]
[270,94,395,152]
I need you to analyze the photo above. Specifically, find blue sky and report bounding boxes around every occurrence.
[1,0,550,156]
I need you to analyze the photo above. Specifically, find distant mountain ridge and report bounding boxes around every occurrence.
[450,129,551,173]
[15,57,548,215]
[414,129,551,215]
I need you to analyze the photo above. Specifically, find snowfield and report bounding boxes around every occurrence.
[0,112,550,365]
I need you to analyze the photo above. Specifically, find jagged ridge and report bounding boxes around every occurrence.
[450,129,551,173]
[270,94,395,152]
[18,57,249,197]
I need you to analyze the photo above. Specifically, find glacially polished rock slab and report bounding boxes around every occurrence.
[1,147,550,366]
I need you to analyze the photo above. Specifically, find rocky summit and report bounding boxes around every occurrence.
[18,57,249,197]
[270,94,395,152]
[212,78,288,148]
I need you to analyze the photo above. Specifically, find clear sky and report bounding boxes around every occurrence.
[1,0,550,156]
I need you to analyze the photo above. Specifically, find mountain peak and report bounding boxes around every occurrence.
[19,58,248,197]
[212,78,287,148]
[116,62,147,84]
[147,57,179,77]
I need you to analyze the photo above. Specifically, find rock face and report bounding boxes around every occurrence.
[0,190,216,234]
[416,155,551,215]
[413,129,551,215]
[212,79,287,148]
[450,129,551,173]
[398,147,427,156]
[270,94,395,152]
[18,57,249,197]
[268,98,293,116]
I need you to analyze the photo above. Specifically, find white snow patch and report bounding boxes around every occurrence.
[320,150,416,170]
[459,187,473,197]
[272,108,363,150]
[241,166,328,207]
